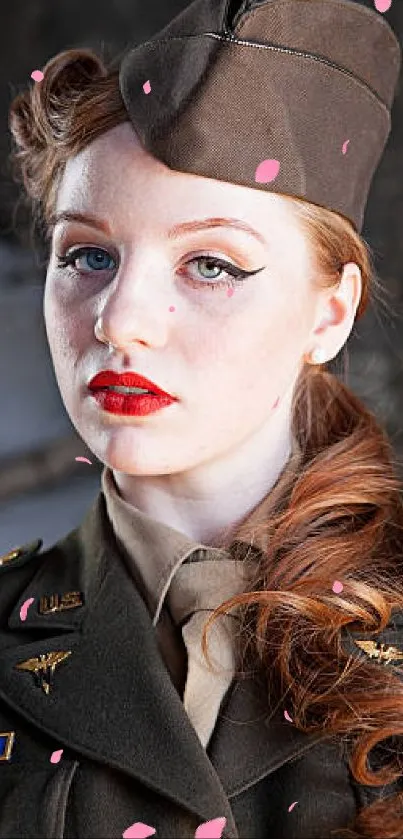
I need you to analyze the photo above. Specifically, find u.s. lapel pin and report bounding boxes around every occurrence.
[0,732,15,761]
[38,591,84,615]
[15,651,72,694]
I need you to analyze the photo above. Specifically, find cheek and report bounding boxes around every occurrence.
[184,295,312,413]
[186,294,308,378]
[44,279,90,360]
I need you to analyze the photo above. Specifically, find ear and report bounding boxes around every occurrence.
[310,262,362,360]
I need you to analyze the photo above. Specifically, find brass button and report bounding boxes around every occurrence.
[0,539,42,568]
[0,549,20,566]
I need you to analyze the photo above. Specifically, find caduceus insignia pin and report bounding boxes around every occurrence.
[15,651,72,694]
[354,639,403,665]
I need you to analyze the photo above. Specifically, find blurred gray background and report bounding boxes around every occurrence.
[0,0,402,555]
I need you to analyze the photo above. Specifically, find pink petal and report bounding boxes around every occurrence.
[195,817,227,838]
[374,0,392,12]
[122,824,156,839]
[254,159,280,183]
[19,597,34,622]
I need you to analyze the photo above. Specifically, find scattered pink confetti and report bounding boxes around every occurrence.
[227,288,234,297]
[143,80,151,94]
[195,818,226,839]
[374,0,392,12]
[123,824,156,839]
[31,70,44,82]
[19,597,34,622]
[284,709,293,723]
[288,801,298,812]
[342,139,350,155]
[50,749,64,764]
[332,580,344,594]
[169,305,176,312]
[75,457,92,465]
[255,159,280,184]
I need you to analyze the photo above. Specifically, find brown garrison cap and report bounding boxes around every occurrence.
[119,0,401,233]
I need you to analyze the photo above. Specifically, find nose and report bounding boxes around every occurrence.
[94,256,171,350]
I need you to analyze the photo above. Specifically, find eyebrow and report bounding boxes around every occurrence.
[49,211,268,247]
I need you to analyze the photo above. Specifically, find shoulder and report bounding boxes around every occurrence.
[0,493,109,609]
[0,495,112,638]
[0,538,49,619]
[0,528,89,629]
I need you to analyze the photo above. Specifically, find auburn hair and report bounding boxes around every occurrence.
[8,48,403,839]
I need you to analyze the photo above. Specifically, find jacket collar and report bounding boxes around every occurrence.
[0,491,332,833]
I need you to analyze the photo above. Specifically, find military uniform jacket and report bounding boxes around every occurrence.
[0,492,402,839]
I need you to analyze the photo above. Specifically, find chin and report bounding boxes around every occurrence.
[105,456,175,477]
[93,433,185,477]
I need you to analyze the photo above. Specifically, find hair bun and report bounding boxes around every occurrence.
[9,49,106,154]
[8,48,109,206]
[39,48,106,105]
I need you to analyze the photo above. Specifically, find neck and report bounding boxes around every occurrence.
[113,387,295,546]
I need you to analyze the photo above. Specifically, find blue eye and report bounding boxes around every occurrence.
[57,246,116,273]
[56,246,265,291]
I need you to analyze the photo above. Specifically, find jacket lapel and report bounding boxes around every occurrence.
[207,660,332,799]
[0,495,238,836]
[208,603,403,800]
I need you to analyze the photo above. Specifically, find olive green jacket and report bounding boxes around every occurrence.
[0,491,401,838]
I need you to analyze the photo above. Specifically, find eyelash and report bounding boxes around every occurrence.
[56,246,262,291]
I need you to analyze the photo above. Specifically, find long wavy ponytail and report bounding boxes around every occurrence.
[203,202,403,838]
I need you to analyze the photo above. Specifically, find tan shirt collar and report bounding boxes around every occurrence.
[101,442,299,623]
[102,467,227,623]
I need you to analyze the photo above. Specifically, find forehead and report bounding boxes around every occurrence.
[55,123,305,248]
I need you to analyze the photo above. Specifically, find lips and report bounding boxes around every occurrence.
[88,370,173,398]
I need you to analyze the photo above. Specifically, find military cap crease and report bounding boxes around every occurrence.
[119,0,401,232]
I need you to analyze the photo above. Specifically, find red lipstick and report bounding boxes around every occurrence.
[88,370,177,416]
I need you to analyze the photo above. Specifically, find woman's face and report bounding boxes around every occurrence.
[44,122,326,477]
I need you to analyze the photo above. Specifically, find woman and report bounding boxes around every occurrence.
[1,0,403,836]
